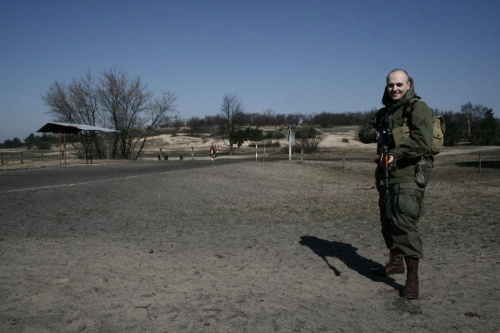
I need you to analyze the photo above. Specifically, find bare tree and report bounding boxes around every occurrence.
[42,72,106,158]
[460,102,487,142]
[132,90,178,158]
[263,108,276,126]
[218,93,245,155]
[42,69,177,159]
[286,113,304,126]
[186,116,204,136]
[98,69,177,159]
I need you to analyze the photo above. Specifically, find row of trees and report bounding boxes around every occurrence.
[438,103,499,146]
[209,96,498,149]
[0,133,59,150]
[183,108,375,135]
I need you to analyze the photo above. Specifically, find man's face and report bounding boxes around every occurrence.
[386,71,411,101]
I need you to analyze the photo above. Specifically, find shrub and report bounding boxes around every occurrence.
[266,140,281,147]
[294,126,325,153]
[36,141,52,150]
[249,140,281,147]
[266,131,285,139]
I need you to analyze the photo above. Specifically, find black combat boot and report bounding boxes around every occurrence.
[400,257,419,299]
[373,250,405,276]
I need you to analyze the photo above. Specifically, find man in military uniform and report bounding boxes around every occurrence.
[359,69,434,299]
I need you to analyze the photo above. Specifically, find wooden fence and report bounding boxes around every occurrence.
[0,151,62,165]
[2,147,498,173]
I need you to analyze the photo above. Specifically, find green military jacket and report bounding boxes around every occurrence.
[359,82,434,185]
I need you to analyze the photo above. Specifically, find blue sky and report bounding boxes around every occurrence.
[1,0,499,142]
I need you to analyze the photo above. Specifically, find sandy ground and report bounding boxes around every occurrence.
[1,148,499,332]
[137,130,369,158]
[145,134,215,150]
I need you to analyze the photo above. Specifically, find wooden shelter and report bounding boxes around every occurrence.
[37,122,118,164]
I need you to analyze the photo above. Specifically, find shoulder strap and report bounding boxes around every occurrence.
[403,98,420,127]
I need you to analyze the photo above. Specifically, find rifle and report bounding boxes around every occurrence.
[379,112,393,220]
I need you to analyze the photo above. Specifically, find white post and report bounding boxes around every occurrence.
[288,126,292,161]
[255,144,258,161]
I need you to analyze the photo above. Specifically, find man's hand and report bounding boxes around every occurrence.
[379,153,395,166]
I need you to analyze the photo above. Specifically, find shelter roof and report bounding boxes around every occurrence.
[37,122,118,134]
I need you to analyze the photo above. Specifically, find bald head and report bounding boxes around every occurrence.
[386,69,411,101]
[386,69,410,83]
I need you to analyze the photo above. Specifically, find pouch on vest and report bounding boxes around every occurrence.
[415,157,433,186]
[392,125,410,148]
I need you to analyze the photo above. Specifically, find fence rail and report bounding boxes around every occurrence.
[2,147,499,173]
[0,150,62,165]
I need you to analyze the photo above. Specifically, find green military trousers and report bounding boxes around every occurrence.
[378,182,425,259]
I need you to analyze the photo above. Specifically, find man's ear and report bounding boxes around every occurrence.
[408,77,414,88]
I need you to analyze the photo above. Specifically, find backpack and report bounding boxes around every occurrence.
[405,98,446,155]
[432,115,445,154]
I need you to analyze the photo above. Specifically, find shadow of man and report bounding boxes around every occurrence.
[299,235,402,290]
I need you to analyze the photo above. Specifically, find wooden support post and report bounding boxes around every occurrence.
[300,145,303,163]
[21,151,23,164]
[343,152,346,169]
[479,153,482,173]
[59,134,62,165]
[85,132,93,164]
[85,132,88,163]
[191,146,194,160]
[59,133,67,165]
[64,133,67,165]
